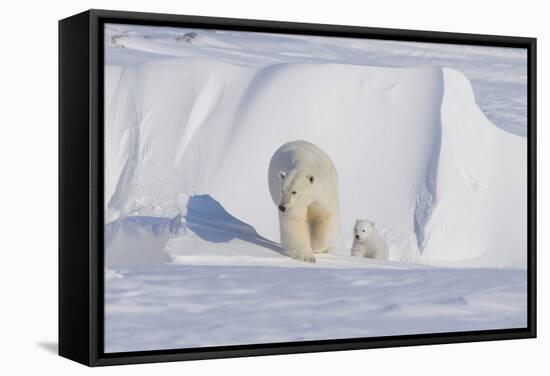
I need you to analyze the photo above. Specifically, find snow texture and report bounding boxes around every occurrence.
[106,264,526,352]
[103,24,528,352]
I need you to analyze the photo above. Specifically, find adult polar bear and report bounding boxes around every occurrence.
[268,140,340,263]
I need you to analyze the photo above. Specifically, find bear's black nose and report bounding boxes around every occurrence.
[355,235,360,240]
[278,205,286,212]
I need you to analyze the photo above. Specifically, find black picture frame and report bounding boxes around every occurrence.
[59,9,537,367]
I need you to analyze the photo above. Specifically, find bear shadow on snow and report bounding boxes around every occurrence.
[186,194,284,255]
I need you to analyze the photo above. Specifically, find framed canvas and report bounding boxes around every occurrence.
[59,9,537,366]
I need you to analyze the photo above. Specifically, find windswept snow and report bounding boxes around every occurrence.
[103,24,528,352]
[105,264,526,352]
[105,23,527,136]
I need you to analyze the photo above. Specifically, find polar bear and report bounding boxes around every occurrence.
[351,219,389,260]
[268,140,340,263]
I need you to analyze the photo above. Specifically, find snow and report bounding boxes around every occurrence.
[104,267,123,281]
[103,24,528,352]
[105,263,526,352]
[104,23,527,136]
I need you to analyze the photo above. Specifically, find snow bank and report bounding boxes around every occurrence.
[105,215,182,267]
[104,28,526,269]
[420,68,527,267]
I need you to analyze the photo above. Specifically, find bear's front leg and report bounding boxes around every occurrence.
[279,212,316,263]
[309,208,337,254]
[351,239,366,257]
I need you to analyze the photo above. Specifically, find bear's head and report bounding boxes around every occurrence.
[277,169,316,214]
[353,219,376,241]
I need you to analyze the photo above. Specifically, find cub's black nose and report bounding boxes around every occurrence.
[355,235,360,240]
[278,205,286,212]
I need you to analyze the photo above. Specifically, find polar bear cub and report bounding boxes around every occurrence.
[351,219,389,260]
[268,140,340,263]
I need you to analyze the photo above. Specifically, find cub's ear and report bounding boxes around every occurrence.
[370,221,376,226]
[308,175,315,184]
[279,171,287,179]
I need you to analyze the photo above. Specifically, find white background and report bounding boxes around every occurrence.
[0,0,546,374]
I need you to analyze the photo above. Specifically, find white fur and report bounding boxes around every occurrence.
[351,219,389,260]
[268,140,340,263]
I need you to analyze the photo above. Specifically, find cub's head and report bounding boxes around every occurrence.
[277,169,316,214]
[353,219,376,241]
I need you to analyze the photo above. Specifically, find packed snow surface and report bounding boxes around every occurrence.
[103,24,528,352]
[105,263,526,352]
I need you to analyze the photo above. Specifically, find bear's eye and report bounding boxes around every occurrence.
[362,229,366,232]
[292,191,296,195]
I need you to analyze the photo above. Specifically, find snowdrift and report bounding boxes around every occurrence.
[104,30,526,269]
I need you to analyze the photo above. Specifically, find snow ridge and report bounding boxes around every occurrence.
[413,68,443,253]
[103,35,526,269]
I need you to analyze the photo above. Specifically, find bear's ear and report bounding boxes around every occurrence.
[308,175,314,184]
[370,221,376,226]
[279,171,287,179]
